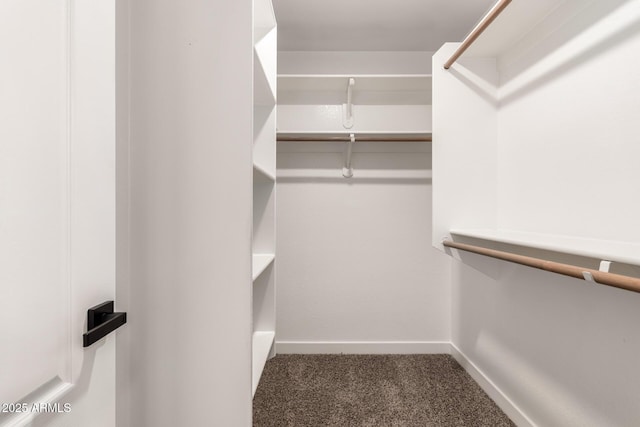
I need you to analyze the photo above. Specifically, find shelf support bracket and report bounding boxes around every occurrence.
[585,260,612,282]
[342,133,355,178]
[343,78,355,129]
[599,260,612,273]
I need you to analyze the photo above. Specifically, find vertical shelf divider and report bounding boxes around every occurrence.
[251,0,276,397]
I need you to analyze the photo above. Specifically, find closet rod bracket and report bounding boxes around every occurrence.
[343,78,355,129]
[599,260,612,272]
[342,133,355,178]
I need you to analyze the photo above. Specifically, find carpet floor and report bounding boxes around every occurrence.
[253,354,515,427]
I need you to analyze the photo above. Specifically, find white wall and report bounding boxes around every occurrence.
[435,1,640,425]
[496,0,640,242]
[277,143,451,352]
[123,0,253,426]
[452,255,640,427]
[276,51,451,353]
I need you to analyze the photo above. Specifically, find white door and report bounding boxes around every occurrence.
[0,1,117,427]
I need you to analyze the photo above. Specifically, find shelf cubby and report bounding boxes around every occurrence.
[277,73,432,138]
[254,34,277,106]
[252,331,275,395]
[252,254,275,281]
[254,104,276,176]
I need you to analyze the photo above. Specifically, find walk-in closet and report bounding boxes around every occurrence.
[243,0,640,424]
[2,0,640,426]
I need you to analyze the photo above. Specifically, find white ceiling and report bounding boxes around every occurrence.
[272,0,496,51]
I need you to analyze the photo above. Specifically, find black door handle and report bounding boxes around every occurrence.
[83,301,127,347]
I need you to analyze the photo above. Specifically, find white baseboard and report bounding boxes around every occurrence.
[275,341,451,354]
[450,343,535,427]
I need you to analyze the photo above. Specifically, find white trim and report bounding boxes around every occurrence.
[276,341,451,354]
[450,343,536,427]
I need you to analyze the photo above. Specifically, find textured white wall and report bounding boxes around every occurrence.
[436,1,640,425]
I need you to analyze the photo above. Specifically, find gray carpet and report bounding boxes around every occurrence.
[253,354,515,427]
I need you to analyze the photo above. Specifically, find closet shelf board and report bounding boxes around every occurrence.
[450,229,640,266]
[252,254,275,281]
[252,331,275,396]
[278,74,432,92]
[253,162,276,182]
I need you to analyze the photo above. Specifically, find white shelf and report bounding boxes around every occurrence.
[278,74,432,92]
[252,254,274,280]
[252,331,275,396]
[253,162,275,182]
[450,229,640,266]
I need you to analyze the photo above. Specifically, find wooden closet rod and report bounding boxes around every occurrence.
[443,0,512,70]
[277,135,432,142]
[443,240,640,294]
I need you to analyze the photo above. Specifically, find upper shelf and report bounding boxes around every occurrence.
[450,229,640,266]
[278,74,432,92]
